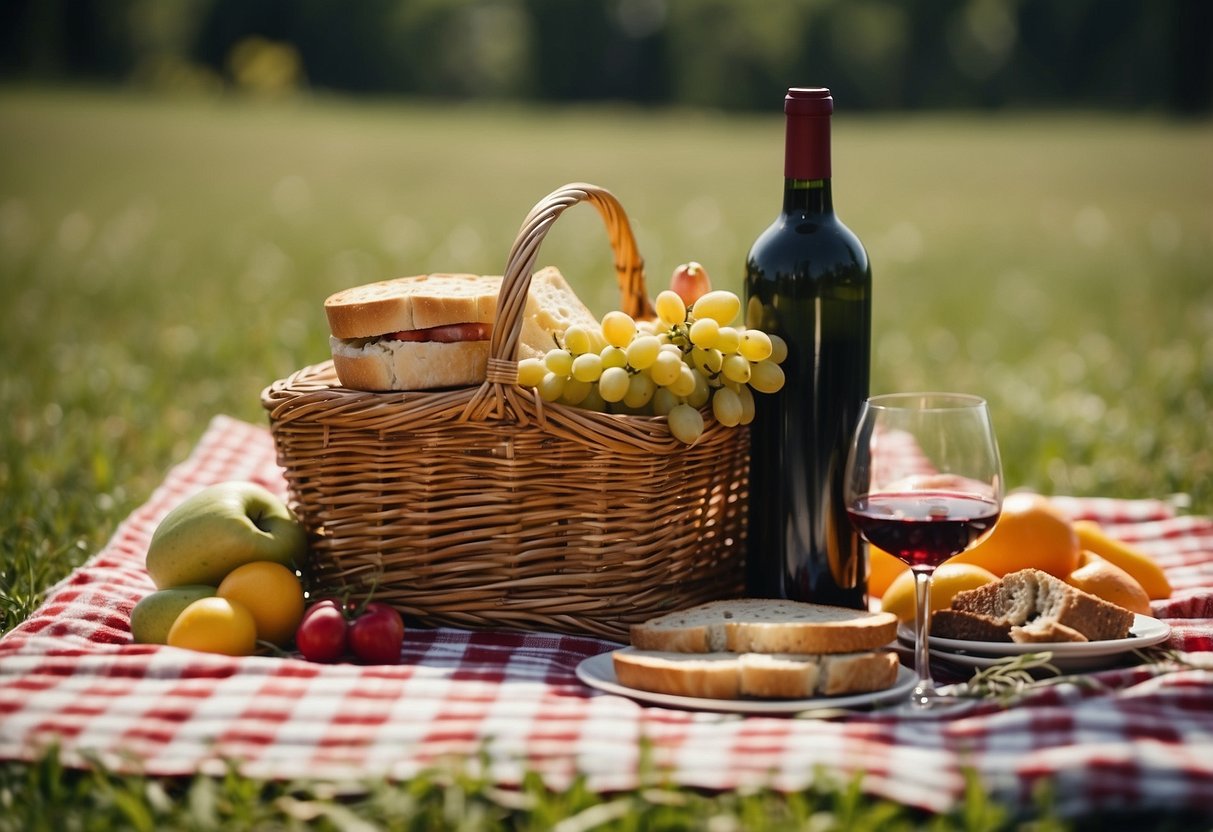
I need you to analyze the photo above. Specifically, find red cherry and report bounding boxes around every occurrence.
[295,601,349,662]
[348,602,405,665]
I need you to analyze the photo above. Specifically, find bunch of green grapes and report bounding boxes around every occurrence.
[516,289,786,444]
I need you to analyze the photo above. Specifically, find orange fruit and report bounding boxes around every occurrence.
[217,561,305,647]
[880,562,999,622]
[1066,551,1152,616]
[869,546,909,599]
[1072,520,1171,600]
[167,597,258,656]
[948,492,1080,579]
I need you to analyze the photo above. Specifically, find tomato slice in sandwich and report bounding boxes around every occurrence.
[388,322,492,343]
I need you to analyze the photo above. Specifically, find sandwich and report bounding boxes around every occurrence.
[325,266,598,391]
[613,599,902,700]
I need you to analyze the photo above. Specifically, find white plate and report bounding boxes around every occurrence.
[899,614,1171,673]
[575,648,916,714]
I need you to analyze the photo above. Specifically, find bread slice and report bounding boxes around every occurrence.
[1010,620,1088,644]
[329,337,490,392]
[613,651,742,699]
[612,649,900,700]
[325,273,502,339]
[950,568,1134,641]
[930,608,1012,642]
[629,599,899,655]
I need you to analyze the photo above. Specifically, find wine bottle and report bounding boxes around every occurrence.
[743,87,872,608]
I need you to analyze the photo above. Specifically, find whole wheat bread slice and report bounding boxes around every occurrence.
[629,599,899,655]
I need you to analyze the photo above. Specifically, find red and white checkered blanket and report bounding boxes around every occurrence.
[2,415,1211,817]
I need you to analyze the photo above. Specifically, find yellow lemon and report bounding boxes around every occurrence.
[1072,520,1171,600]
[1066,551,1152,616]
[216,561,305,647]
[948,492,1080,579]
[869,546,909,599]
[167,597,257,656]
[881,562,999,622]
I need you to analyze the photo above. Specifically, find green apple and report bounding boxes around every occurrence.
[145,481,308,589]
[130,585,216,644]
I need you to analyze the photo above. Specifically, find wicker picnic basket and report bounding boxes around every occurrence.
[261,183,748,642]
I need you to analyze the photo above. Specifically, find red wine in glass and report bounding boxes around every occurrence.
[847,491,1001,570]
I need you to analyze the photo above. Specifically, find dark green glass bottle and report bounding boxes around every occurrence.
[743,87,872,608]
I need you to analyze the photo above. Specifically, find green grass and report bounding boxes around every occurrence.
[1,87,1211,828]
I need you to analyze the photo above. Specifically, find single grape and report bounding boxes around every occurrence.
[598,366,630,402]
[667,404,705,445]
[571,352,604,383]
[538,372,565,402]
[711,387,743,427]
[736,384,756,425]
[739,329,773,362]
[715,326,742,354]
[768,333,789,364]
[652,387,680,416]
[650,350,683,387]
[601,311,637,349]
[749,360,786,394]
[516,357,546,388]
[691,290,741,326]
[581,386,607,412]
[563,325,593,356]
[625,334,661,370]
[721,353,752,384]
[688,368,711,408]
[623,372,656,408]
[655,290,687,326]
[670,364,697,397]
[688,317,720,349]
[562,378,594,405]
[544,349,574,377]
[600,345,628,369]
[691,346,723,375]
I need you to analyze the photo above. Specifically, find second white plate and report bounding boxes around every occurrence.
[900,614,1171,672]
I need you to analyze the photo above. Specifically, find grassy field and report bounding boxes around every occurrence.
[1,87,1211,828]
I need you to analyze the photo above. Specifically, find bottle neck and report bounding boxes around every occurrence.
[783,178,834,214]
[783,108,833,214]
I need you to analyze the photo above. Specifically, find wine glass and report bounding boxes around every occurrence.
[844,393,1004,709]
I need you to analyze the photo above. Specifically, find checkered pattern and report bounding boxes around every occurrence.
[2,415,1211,817]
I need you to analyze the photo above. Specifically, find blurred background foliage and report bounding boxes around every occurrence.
[2,0,1210,114]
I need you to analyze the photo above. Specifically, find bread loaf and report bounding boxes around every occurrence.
[945,568,1134,642]
[612,649,900,700]
[629,599,899,655]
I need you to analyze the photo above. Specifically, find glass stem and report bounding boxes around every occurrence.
[912,568,936,707]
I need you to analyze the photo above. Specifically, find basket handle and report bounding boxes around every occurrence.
[486,183,654,380]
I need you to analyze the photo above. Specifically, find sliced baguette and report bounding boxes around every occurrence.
[629,599,898,655]
[612,649,899,700]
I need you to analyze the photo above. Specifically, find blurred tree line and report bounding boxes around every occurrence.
[2,0,1210,114]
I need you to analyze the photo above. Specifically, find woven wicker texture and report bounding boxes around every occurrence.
[262,183,747,641]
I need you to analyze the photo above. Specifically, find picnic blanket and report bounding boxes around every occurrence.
[2,415,1211,817]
